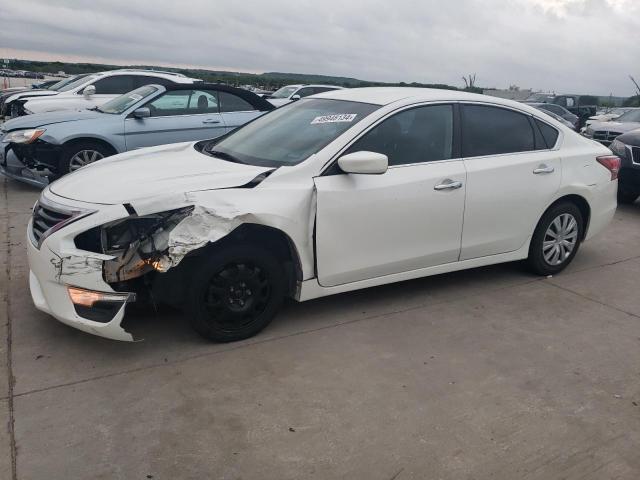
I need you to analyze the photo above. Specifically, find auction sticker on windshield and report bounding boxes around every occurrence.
[311,114,357,124]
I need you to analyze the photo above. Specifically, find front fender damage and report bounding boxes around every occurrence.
[102,203,257,283]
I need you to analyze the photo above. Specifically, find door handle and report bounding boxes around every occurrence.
[533,164,555,174]
[202,119,221,124]
[434,180,463,191]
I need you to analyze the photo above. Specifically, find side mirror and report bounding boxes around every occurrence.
[82,85,96,98]
[132,107,150,119]
[337,151,388,175]
[291,94,301,101]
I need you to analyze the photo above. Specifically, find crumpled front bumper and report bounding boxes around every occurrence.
[26,191,137,341]
[0,147,49,188]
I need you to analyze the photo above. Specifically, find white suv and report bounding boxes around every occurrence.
[6,69,200,117]
[26,88,618,342]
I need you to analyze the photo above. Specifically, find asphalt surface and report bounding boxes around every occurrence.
[1,176,639,479]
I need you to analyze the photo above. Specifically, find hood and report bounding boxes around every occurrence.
[588,121,640,134]
[617,128,640,146]
[5,89,58,103]
[49,142,273,205]
[1,109,104,130]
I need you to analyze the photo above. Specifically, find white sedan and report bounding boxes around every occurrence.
[27,88,618,342]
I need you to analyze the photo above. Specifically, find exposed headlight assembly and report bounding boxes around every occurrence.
[75,206,195,283]
[2,128,46,144]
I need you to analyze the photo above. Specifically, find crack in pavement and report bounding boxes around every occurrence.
[2,177,18,480]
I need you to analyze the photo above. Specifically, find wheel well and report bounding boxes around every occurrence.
[547,194,591,239]
[62,137,117,155]
[159,223,302,303]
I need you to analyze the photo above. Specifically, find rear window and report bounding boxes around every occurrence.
[535,119,559,148]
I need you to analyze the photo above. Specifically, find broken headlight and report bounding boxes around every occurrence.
[75,207,193,256]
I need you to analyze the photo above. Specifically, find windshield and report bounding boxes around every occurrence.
[97,85,158,114]
[48,74,89,91]
[57,74,98,92]
[205,98,379,167]
[271,86,299,99]
[615,109,640,123]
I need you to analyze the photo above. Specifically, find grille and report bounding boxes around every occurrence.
[593,130,622,145]
[30,202,73,247]
[632,146,640,165]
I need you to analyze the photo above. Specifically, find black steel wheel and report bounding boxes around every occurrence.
[187,244,285,342]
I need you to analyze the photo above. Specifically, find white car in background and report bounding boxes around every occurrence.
[26,88,618,343]
[266,84,344,107]
[8,69,201,117]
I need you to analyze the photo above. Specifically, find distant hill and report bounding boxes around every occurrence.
[4,58,460,91]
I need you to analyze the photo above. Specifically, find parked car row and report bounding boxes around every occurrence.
[1,69,202,119]
[1,81,273,185]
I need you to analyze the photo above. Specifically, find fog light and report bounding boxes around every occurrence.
[67,286,136,307]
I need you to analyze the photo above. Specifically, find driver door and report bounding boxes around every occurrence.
[314,104,466,287]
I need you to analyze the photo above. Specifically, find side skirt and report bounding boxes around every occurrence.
[296,240,532,302]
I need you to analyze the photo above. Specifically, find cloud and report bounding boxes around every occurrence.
[0,0,638,95]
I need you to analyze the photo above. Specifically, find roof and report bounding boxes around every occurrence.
[313,87,550,115]
[314,87,497,106]
[93,69,199,84]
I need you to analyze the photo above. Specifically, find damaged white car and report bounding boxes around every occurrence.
[27,88,619,342]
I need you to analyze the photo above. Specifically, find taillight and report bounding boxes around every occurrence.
[596,155,621,181]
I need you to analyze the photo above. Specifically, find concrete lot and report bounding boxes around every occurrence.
[1,176,639,480]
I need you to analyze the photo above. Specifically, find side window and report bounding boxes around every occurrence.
[187,90,219,113]
[146,90,192,116]
[92,75,136,94]
[312,87,335,95]
[461,105,535,157]
[296,88,315,98]
[218,91,256,112]
[566,97,575,108]
[133,76,174,88]
[535,119,559,148]
[345,105,454,166]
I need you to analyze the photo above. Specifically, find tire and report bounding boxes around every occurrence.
[58,140,113,176]
[527,202,584,276]
[186,244,286,342]
[617,188,639,205]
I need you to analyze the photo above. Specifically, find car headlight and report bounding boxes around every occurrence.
[610,139,627,157]
[2,128,46,144]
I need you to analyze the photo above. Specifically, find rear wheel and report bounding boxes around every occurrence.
[186,244,286,342]
[58,141,113,176]
[527,202,583,276]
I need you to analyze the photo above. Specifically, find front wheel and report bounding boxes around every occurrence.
[527,202,583,276]
[186,244,286,342]
[58,141,113,176]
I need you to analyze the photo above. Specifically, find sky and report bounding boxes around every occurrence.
[1,0,639,96]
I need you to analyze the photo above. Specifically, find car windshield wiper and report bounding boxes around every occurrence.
[208,149,245,164]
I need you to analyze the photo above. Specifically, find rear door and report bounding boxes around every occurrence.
[315,104,467,287]
[124,89,226,150]
[218,91,263,134]
[459,104,561,260]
